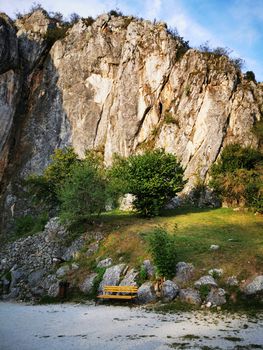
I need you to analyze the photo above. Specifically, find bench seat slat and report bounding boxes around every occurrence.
[104,288,137,292]
[97,285,138,300]
[97,294,136,299]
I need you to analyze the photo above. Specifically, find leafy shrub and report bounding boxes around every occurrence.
[244,71,256,82]
[109,149,186,217]
[211,144,262,174]
[108,9,123,17]
[44,26,69,45]
[69,13,80,24]
[14,213,48,238]
[25,147,79,209]
[210,144,263,211]
[198,43,245,71]
[81,16,95,27]
[147,227,177,278]
[136,266,148,285]
[167,26,190,59]
[164,112,178,125]
[252,119,263,146]
[199,284,211,300]
[58,157,109,224]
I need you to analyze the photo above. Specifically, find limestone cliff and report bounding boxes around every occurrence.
[0,10,262,232]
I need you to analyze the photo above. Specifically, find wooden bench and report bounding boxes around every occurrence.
[97,285,138,300]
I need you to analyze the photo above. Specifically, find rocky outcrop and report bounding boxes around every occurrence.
[98,264,126,292]
[206,288,226,306]
[0,217,71,300]
[243,275,263,296]
[175,262,195,283]
[0,11,262,233]
[137,282,157,304]
[194,275,218,289]
[179,288,201,305]
[0,14,20,183]
[161,280,179,302]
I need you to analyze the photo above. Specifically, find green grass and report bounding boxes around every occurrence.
[55,207,263,296]
[91,207,263,278]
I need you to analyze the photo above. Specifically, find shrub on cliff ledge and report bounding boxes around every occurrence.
[110,149,186,217]
[58,155,109,224]
[25,147,79,209]
[210,144,263,211]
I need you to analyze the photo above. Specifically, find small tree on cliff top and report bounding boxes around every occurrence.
[109,149,186,217]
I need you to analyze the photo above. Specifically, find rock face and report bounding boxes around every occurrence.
[0,217,70,300]
[0,11,262,233]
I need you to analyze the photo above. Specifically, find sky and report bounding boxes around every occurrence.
[1,0,262,81]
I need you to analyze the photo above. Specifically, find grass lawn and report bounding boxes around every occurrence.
[77,207,263,283]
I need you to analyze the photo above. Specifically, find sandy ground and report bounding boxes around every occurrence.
[0,302,263,350]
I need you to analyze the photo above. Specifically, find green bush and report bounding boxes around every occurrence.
[58,157,108,224]
[109,149,186,217]
[14,213,48,238]
[244,71,256,82]
[210,144,263,211]
[25,147,79,209]
[147,227,177,278]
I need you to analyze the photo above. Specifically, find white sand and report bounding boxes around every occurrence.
[0,302,262,350]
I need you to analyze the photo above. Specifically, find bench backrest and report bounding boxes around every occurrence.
[103,285,138,293]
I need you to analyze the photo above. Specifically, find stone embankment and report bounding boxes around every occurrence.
[1,217,262,307]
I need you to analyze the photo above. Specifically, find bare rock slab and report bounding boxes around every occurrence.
[162,280,179,302]
[79,273,98,294]
[179,288,201,305]
[99,264,126,292]
[137,282,157,304]
[175,262,195,283]
[243,275,263,295]
[194,275,218,289]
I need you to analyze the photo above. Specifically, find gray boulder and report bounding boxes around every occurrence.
[206,288,226,306]
[137,282,157,304]
[175,262,195,283]
[142,260,156,278]
[162,280,179,302]
[80,273,98,294]
[179,288,201,305]
[99,264,126,291]
[28,269,45,288]
[120,268,138,286]
[56,265,70,278]
[226,276,239,286]
[243,275,263,295]
[48,281,60,297]
[97,258,112,268]
[3,287,20,300]
[86,242,99,257]
[44,217,68,243]
[10,268,25,288]
[41,274,58,292]
[194,275,217,289]
[62,237,85,261]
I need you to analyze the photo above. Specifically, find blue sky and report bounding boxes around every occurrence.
[1,0,262,81]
